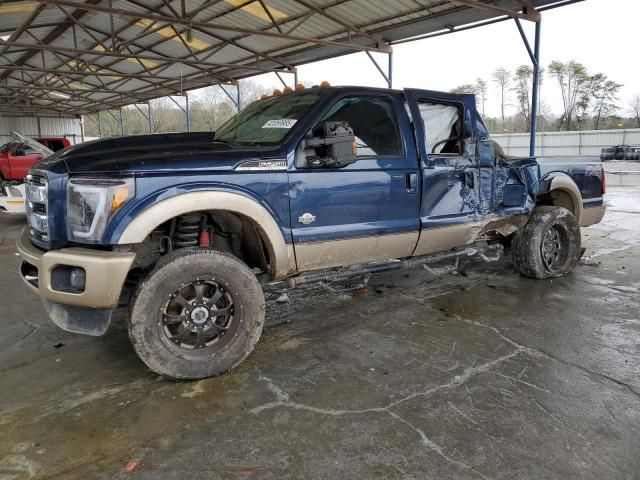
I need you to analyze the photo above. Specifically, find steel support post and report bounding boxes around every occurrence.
[78,114,85,143]
[515,17,541,157]
[133,103,154,133]
[530,20,541,157]
[147,101,153,133]
[168,94,190,132]
[365,50,392,88]
[185,94,190,132]
[218,85,240,112]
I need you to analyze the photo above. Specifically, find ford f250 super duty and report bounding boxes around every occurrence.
[17,86,606,379]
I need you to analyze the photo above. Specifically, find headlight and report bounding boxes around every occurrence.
[67,177,134,242]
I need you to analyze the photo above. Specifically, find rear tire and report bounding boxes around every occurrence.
[129,248,265,379]
[512,206,581,279]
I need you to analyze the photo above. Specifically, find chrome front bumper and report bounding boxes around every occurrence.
[17,227,135,309]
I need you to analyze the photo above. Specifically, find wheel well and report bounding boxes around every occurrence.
[537,188,577,217]
[128,210,274,281]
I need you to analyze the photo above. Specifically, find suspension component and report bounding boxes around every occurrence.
[174,214,201,247]
[199,229,211,248]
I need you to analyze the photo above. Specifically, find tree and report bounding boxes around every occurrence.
[548,60,591,130]
[628,95,640,128]
[449,84,477,95]
[449,83,486,112]
[492,68,511,129]
[475,78,488,115]
[591,76,622,130]
[512,65,533,131]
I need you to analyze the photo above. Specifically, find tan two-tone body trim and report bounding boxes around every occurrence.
[294,232,418,271]
[413,215,529,256]
[549,176,584,224]
[17,228,135,309]
[580,205,605,227]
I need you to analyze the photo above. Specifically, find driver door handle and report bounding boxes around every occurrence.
[406,172,418,193]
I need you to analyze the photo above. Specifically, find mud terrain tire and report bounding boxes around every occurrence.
[512,206,581,279]
[129,248,265,379]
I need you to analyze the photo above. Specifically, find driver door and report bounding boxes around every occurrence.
[9,143,44,180]
[288,92,421,271]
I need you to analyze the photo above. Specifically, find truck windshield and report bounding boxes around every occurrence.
[215,90,323,145]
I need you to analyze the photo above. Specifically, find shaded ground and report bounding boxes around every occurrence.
[0,188,639,479]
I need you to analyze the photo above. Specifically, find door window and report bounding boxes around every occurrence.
[12,144,35,156]
[49,140,65,151]
[417,103,462,154]
[313,95,403,157]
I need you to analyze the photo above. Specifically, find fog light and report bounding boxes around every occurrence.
[70,267,86,292]
[51,265,86,293]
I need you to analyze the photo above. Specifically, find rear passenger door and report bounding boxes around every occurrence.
[404,90,481,255]
[289,92,421,271]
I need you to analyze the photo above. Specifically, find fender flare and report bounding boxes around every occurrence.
[117,191,294,279]
[547,175,583,225]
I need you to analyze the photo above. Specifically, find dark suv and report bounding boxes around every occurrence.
[601,145,640,161]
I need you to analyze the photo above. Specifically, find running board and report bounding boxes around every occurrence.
[269,242,504,290]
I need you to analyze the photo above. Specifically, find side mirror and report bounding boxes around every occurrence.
[13,149,26,156]
[304,121,357,168]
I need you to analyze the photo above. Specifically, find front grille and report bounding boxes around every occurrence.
[26,172,49,244]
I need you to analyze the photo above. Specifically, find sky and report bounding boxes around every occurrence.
[243,0,640,119]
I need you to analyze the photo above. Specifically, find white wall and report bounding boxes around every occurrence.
[0,115,82,145]
[493,128,640,157]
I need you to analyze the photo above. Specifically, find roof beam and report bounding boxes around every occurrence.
[37,0,391,53]
[0,41,295,75]
[1,83,135,96]
[292,0,377,42]
[0,0,101,81]
[450,0,540,21]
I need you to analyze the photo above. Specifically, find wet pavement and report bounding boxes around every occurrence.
[1,188,639,479]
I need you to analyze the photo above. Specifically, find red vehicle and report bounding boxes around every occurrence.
[0,133,58,182]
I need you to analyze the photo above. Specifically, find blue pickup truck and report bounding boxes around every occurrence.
[17,85,605,379]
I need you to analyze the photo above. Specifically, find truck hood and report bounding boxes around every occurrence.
[11,131,54,156]
[33,132,274,175]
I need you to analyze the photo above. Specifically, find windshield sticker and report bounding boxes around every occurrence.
[262,119,297,129]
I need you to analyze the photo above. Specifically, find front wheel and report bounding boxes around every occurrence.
[512,206,581,279]
[129,249,265,379]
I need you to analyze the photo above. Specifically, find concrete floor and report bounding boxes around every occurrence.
[1,188,639,480]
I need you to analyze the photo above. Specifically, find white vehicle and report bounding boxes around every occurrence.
[0,132,53,215]
[0,183,27,215]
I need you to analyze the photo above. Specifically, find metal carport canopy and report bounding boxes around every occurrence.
[1,0,575,116]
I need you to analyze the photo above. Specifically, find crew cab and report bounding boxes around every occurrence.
[17,85,606,379]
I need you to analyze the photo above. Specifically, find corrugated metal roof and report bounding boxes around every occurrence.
[0,0,572,116]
